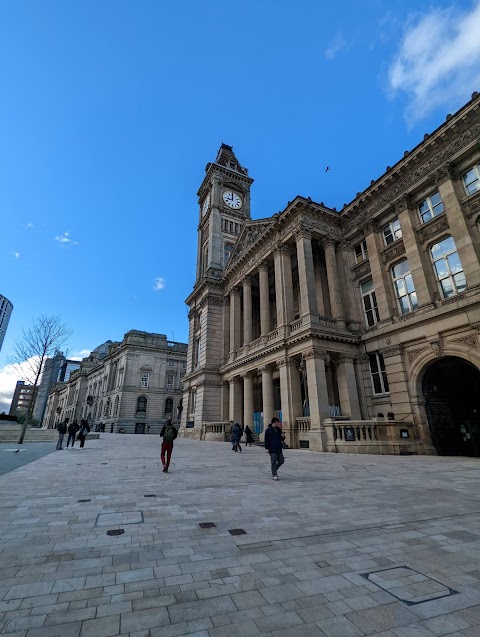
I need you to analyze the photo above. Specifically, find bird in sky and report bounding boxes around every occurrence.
[325,166,330,173]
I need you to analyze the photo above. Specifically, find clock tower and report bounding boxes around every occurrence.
[196,144,253,281]
[181,145,253,438]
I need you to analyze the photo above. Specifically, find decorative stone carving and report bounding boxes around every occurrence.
[275,356,290,368]
[336,353,355,363]
[364,219,379,234]
[230,287,240,297]
[431,163,458,186]
[382,345,403,358]
[415,214,449,244]
[407,346,430,366]
[303,212,342,238]
[336,240,352,252]
[393,195,411,214]
[351,260,371,280]
[381,239,406,264]
[450,334,478,349]
[347,121,480,231]
[302,349,329,362]
[430,340,444,357]
[462,191,480,219]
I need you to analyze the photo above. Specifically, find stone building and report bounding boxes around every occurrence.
[180,92,480,457]
[43,330,187,434]
[0,294,13,353]
[8,381,35,417]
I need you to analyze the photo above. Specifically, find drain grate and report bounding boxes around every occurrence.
[199,522,216,529]
[229,528,247,536]
[106,529,125,536]
[77,499,91,503]
[361,566,457,606]
[101,462,108,465]
[144,494,156,498]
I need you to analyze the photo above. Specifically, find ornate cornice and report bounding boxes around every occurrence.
[351,260,371,281]
[382,345,403,358]
[415,213,449,245]
[302,348,329,362]
[381,239,406,265]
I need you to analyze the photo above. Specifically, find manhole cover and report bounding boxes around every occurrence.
[107,529,125,536]
[362,566,457,605]
[77,499,91,503]
[229,528,247,536]
[199,522,216,529]
[101,462,108,465]
[144,494,156,498]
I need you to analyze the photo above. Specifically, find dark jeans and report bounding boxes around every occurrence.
[270,451,284,476]
[66,434,76,448]
[161,441,173,469]
[79,435,86,448]
[56,433,64,450]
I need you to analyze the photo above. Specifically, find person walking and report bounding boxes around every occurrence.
[56,419,68,450]
[231,422,242,453]
[77,419,90,449]
[245,425,254,446]
[229,421,236,450]
[265,417,284,480]
[66,420,79,448]
[160,418,177,472]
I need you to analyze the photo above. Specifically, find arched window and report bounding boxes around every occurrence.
[114,395,119,416]
[165,397,173,414]
[105,398,111,417]
[98,401,103,419]
[136,396,147,415]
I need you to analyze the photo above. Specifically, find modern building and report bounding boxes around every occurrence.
[43,330,187,434]
[9,381,35,417]
[32,352,81,424]
[0,294,13,353]
[180,92,480,457]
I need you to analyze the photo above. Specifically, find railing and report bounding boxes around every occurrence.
[290,318,303,333]
[295,417,311,433]
[334,423,376,442]
[317,316,337,328]
[249,337,262,349]
[329,405,342,417]
[267,329,279,341]
[204,422,227,435]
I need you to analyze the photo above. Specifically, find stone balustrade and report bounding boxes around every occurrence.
[322,418,418,455]
[202,421,230,442]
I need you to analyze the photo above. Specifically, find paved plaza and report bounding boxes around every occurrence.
[0,435,479,637]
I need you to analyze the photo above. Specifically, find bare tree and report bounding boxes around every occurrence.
[8,315,73,444]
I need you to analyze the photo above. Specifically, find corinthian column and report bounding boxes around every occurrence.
[259,364,274,427]
[229,288,241,354]
[322,238,344,324]
[336,354,361,419]
[242,277,253,345]
[258,261,270,336]
[296,229,318,317]
[274,244,294,327]
[242,372,254,430]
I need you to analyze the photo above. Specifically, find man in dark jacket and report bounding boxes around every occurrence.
[66,420,79,448]
[264,417,284,480]
[56,419,68,450]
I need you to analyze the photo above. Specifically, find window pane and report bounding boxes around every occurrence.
[361,279,374,294]
[453,272,467,291]
[464,168,478,190]
[430,191,442,207]
[382,371,390,393]
[432,199,444,215]
[421,209,432,223]
[395,279,406,297]
[435,259,448,279]
[441,277,454,297]
[369,354,379,374]
[399,296,410,314]
[366,309,375,326]
[405,274,415,293]
[410,291,418,309]
[384,228,393,245]
[372,374,382,394]
[393,260,409,277]
[363,295,372,311]
[447,252,462,274]
[432,237,455,259]
[419,200,429,215]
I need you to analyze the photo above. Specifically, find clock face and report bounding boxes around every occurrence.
[202,194,210,216]
[222,190,242,209]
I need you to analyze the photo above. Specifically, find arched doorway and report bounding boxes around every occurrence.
[423,356,480,456]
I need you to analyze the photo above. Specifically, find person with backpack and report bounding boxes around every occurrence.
[231,422,242,453]
[160,418,177,472]
[56,418,68,450]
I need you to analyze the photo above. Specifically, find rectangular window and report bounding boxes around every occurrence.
[141,373,149,388]
[383,218,402,245]
[167,373,174,390]
[168,361,174,367]
[369,353,389,395]
[201,240,208,275]
[430,236,466,298]
[224,243,234,266]
[391,260,418,314]
[354,240,368,264]
[463,162,480,195]
[418,191,444,224]
[361,279,380,327]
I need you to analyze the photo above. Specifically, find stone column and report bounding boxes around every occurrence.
[364,223,394,320]
[304,349,330,451]
[276,356,303,449]
[229,288,241,354]
[274,244,295,327]
[222,296,230,363]
[438,171,480,288]
[296,229,318,317]
[242,277,253,346]
[395,197,433,306]
[336,354,361,419]
[337,241,362,324]
[322,239,344,324]
[220,381,229,423]
[242,372,254,430]
[259,364,274,428]
[228,376,242,424]
[259,261,270,336]
[313,257,326,315]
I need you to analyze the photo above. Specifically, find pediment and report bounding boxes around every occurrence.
[219,180,247,193]
[225,218,274,273]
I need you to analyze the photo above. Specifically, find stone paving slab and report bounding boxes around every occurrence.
[0,434,480,635]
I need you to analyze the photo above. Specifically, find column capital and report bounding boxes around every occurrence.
[431,162,458,186]
[295,227,312,242]
[393,195,412,215]
[364,219,379,234]
[230,287,241,298]
[242,276,253,287]
[258,363,273,374]
[336,240,352,252]
[273,242,291,256]
[187,309,197,320]
[241,371,254,379]
[223,295,230,306]
[275,356,291,369]
[320,237,336,250]
[336,353,355,364]
[303,348,329,362]
[258,261,269,273]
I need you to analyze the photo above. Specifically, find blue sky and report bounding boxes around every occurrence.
[1,0,480,409]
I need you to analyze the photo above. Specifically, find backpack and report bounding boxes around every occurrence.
[164,425,176,443]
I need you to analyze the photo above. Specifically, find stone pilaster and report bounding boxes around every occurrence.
[242,372,254,430]
[295,229,318,316]
[258,261,271,336]
[228,376,242,424]
[259,364,274,427]
[242,277,253,345]
[222,296,230,363]
[229,288,241,354]
[322,239,344,324]
[336,354,361,419]
[303,349,329,451]
[274,244,295,327]
[276,356,303,449]
[364,224,394,321]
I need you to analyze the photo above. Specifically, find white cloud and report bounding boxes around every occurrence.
[70,349,91,361]
[153,277,166,291]
[54,231,79,246]
[11,252,20,259]
[325,33,347,60]
[388,2,480,123]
